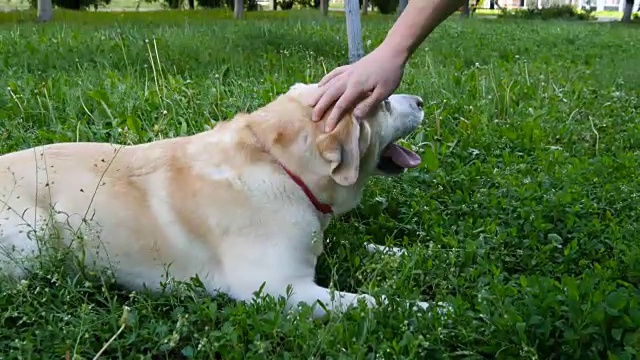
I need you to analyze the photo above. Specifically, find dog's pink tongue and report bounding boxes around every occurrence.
[383,144,421,168]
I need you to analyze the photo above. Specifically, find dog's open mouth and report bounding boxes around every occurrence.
[376,143,421,175]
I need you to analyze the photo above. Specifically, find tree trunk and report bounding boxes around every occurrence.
[234,0,244,18]
[397,0,407,16]
[461,0,470,17]
[37,0,53,21]
[621,0,633,22]
[188,0,194,8]
[361,0,368,14]
[320,0,328,15]
[271,0,276,10]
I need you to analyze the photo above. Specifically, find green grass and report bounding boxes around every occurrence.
[1,8,640,359]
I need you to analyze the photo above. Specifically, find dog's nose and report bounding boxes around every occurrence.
[415,96,424,109]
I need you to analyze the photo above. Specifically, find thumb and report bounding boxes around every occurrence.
[353,88,385,118]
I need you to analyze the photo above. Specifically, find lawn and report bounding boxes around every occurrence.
[1,8,640,359]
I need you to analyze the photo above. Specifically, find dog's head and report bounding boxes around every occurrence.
[247,82,425,214]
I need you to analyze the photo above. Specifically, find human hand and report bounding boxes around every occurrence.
[310,44,406,132]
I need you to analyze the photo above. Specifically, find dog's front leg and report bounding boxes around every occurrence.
[285,282,382,318]
[283,283,444,318]
[229,281,446,319]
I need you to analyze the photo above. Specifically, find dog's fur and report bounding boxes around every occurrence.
[0,83,442,318]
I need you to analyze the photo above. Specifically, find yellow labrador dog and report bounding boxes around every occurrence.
[0,83,444,318]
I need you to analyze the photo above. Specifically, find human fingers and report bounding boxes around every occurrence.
[307,72,341,108]
[324,85,367,132]
[311,76,347,122]
[318,65,349,87]
[353,86,387,119]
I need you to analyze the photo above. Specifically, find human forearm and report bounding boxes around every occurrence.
[380,0,466,64]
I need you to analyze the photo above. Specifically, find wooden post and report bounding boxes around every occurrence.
[37,0,53,22]
[461,0,470,17]
[398,0,408,16]
[621,0,634,21]
[234,0,244,18]
[345,0,364,63]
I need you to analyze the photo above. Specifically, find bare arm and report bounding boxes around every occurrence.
[382,0,467,64]
[311,0,466,130]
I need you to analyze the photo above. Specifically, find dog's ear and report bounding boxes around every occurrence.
[286,83,320,106]
[316,114,371,186]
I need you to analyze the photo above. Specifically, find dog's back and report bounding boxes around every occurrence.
[0,113,324,296]
[0,141,174,280]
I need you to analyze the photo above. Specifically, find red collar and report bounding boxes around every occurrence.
[278,163,333,215]
[246,124,333,215]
